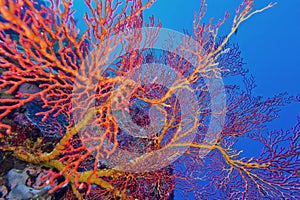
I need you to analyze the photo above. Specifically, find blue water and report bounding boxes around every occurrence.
[73,0,300,129]
[71,1,300,199]
[1,0,298,199]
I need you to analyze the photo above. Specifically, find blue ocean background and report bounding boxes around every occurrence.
[71,0,300,199]
[73,0,300,129]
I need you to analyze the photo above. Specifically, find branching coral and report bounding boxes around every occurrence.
[0,0,298,199]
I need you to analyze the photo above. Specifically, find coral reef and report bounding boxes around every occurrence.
[0,0,298,199]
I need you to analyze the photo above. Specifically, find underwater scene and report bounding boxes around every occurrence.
[0,0,299,199]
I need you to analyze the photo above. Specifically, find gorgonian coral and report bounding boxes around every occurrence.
[0,0,298,199]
